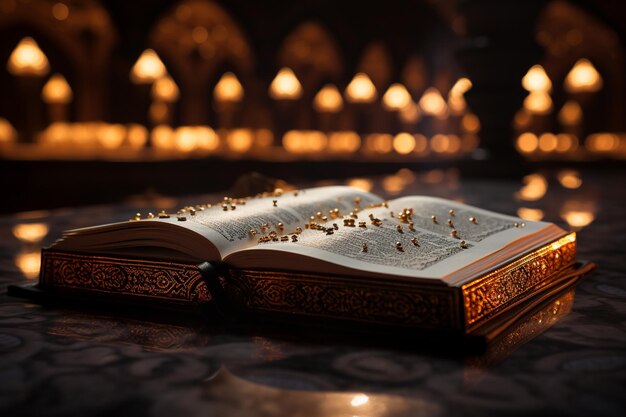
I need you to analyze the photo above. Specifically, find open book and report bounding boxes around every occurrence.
[37,186,579,334]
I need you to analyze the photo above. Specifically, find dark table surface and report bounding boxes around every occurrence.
[1,167,625,417]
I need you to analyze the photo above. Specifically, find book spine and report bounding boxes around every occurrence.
[39,250,212,305]
[461,232,577,331]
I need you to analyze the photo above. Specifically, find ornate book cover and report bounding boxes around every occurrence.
[34,232,578,334]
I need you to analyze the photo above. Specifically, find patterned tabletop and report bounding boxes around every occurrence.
[1,168,625,417]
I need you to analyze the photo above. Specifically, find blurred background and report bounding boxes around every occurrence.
[0,0,625,214]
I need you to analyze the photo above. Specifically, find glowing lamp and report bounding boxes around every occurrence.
[313,84,343,113]
[382,84,412,111]
[0,118,18,143]
[558,100,583,126]
[418,87,447,117]
[7,37,50,77]
[12,223,49,243]
[345,73,377,103]
[269,68,302,100]
[214,72,244,103]
[41,74,73,104]
[564,59,602,93]
[449,77,472,97]
[522,65,552,92]
[399,101,421,124]
[130,49,167,84]
[392,132,416,154]
[151,75,179,102]
[523,91,553,115]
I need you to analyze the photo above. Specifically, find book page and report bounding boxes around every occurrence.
[226,196,558,284]
[55,186,382,262]
[180,186,383,257]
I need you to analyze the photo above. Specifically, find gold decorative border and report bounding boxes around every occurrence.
[40,250,212,304]
[461,233,577,330]
[224,270,461,330]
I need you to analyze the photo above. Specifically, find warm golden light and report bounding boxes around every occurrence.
[382,175,406,195]
[449,77,472,97]
[130,49,167,84]
[127,124,148,149]
[313,84,343,113]
[41,74,72,104]
[255,129,274,148]
[214,72,244,103]
[392,132,416,154]
[586,133,619,152]
[558,170,582,189]
[327,131,360,153]
[555,133,578,153]
[382,83,412,111]
[418,87,447,117]
[15,251,41,279]
[448,94,467,116]
[0,118,17,143]
[7,37,50,76]
[226,129,253,153]
[399,101,421,124]
[564,59,603,93]
[97,124,126,149]
[516,174,548,201]
[431,134,451,153]
[350,394,369,407]
[52,2,69,21]
[538,133,558,152]
[516,132,539,154]
[345,73,377,103]
[365,133,392,153]
[523,91,553,115]
[522,65,552,92]
[195,127,219,151]
[151,75,179,102]
[561,209,595,229]
[513,109,532,130]
[517,207,544,221]
[269,68,302,100]
[151,125,175,150]
[414,134,429,154]
[192,26,209,44]
[461,113,481,134]
[174,127,198,152]
[12,223,49,243]
[346,178,373,192]
[40,121,70,144]
[283,130,328,153]
[558,100,582,126]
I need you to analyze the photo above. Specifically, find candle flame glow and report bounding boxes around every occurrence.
[152,75,179,102]
[345,73,377,103]
[269,68,302,100]
[12,223,49,243]
[313,84,343,113]
[564,59,602,93]
[449,77,472,97]
[42,74,73,104]
[523,91,553,115]
[214,72,244,103]
[15,251,41,279]
[522,65,552,92]
[130,49,167,84]
[558,100,582,126]
[418,87,447,117]
[382,83,412,111]
[7,37,50,76]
